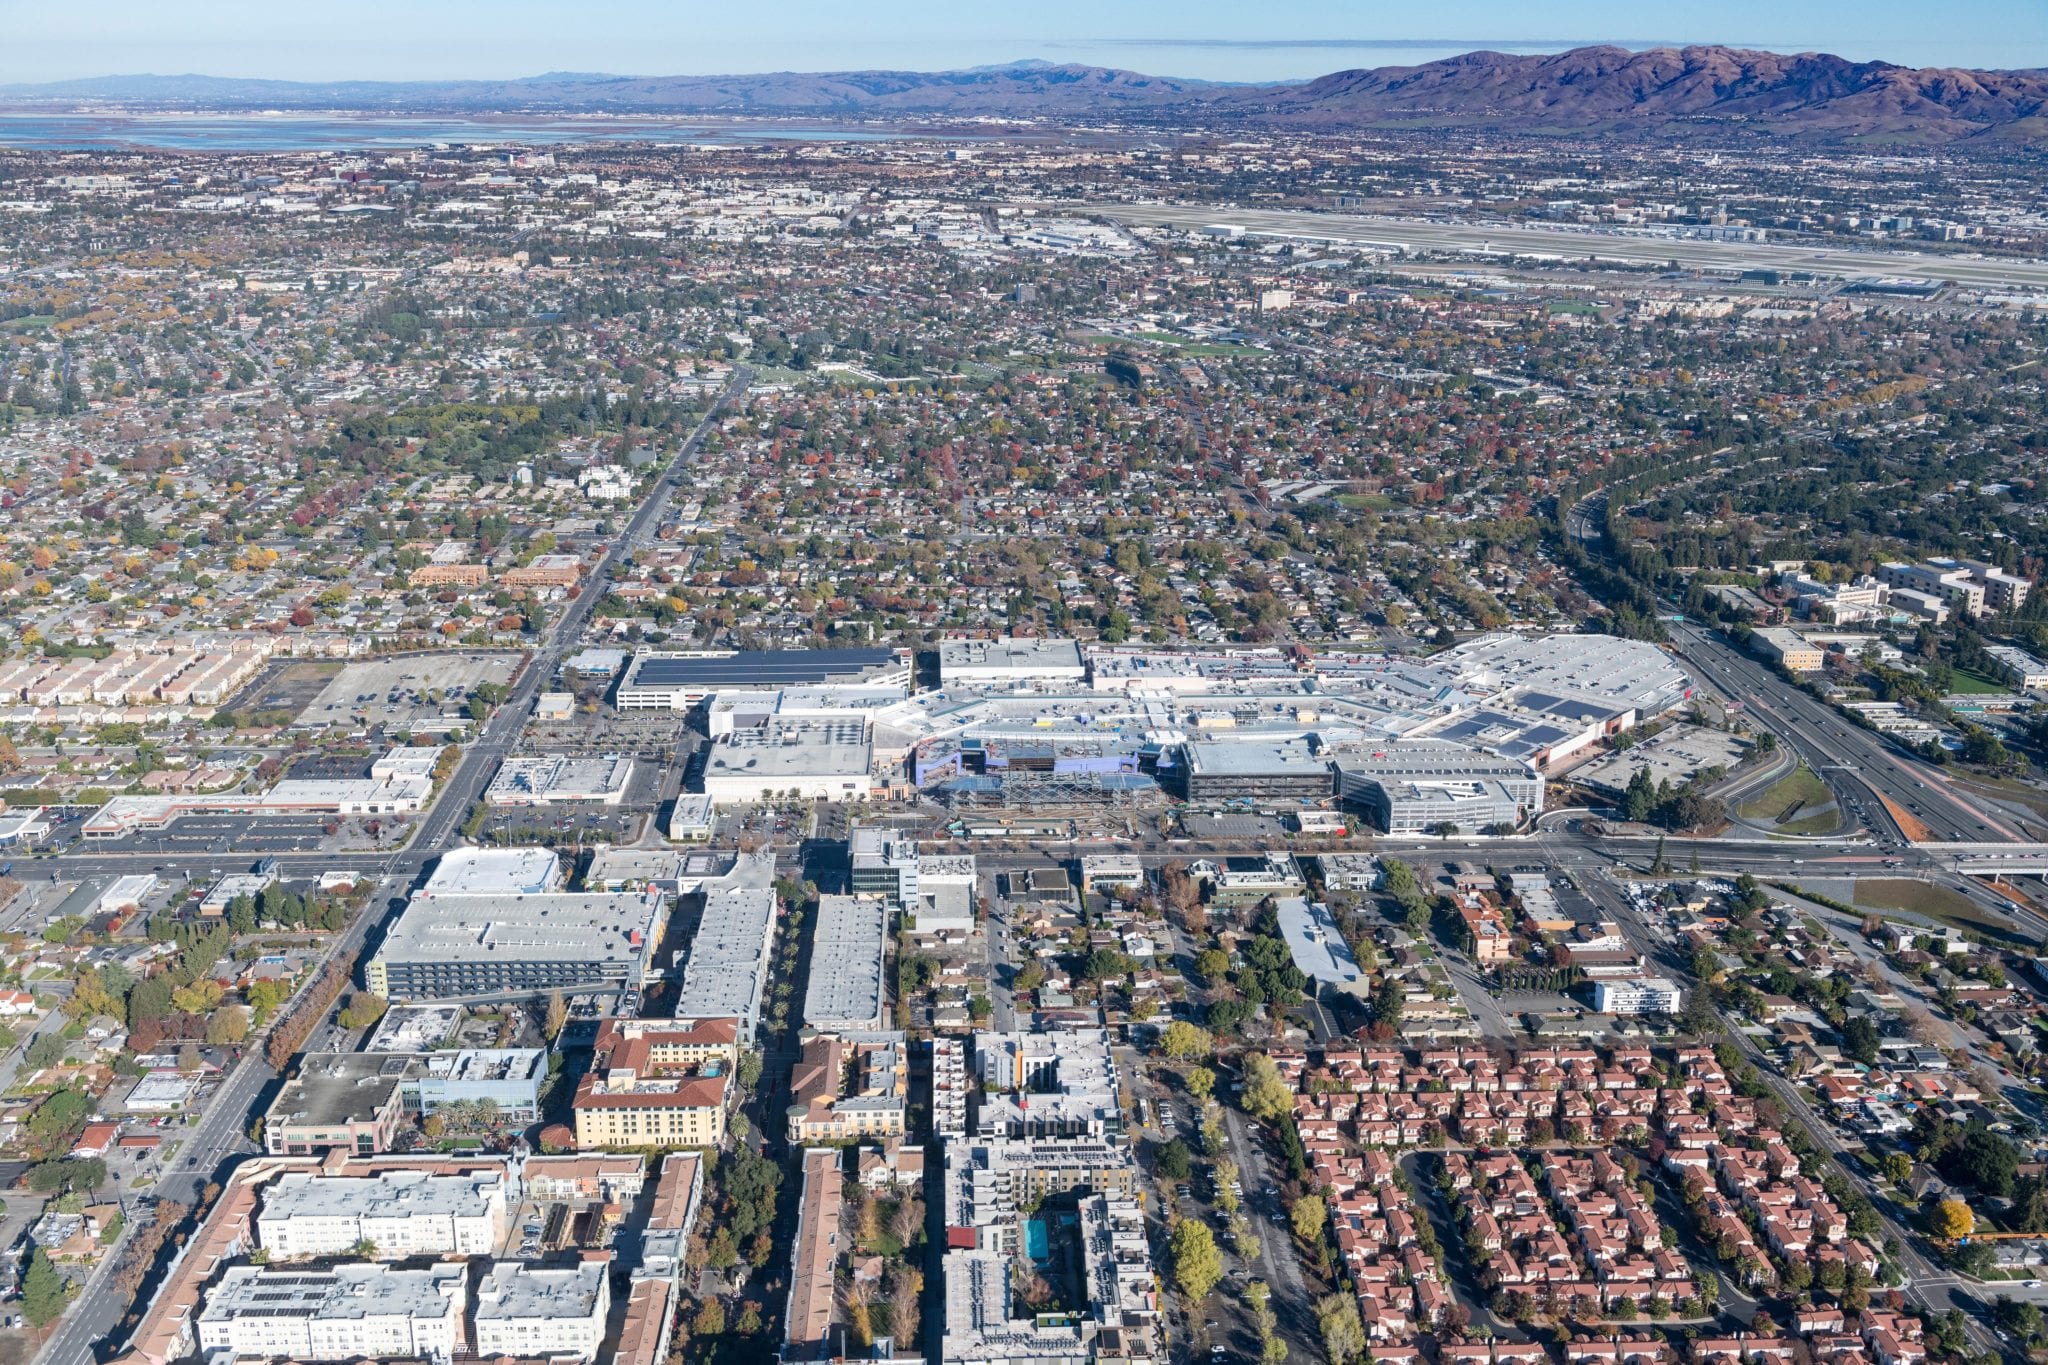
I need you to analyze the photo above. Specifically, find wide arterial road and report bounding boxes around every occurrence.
[34,370,752,1365]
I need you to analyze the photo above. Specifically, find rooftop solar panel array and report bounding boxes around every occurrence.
[627,648,897,688]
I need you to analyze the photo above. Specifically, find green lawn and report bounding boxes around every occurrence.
[1737,764,1834,826]
[1949,667,2006,695]
[1178,343,1266,357]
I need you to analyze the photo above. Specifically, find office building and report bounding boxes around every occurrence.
[263,1055,418,1156]
[1879,562,1986,617]
[1078,854,1145,895]
[1985,645,2048,691]
[849,825,920,906]
[196,1262,466,1362]
[914,853,978,935]
[668,792,714,841]
[801,894,889,1033]
[1203,851,1306,903]
[473,1258,611,1362]
[413,1048,547,1121]
[1750,627,1824,673]
[1316,853,1382,894]
[255,1167,508,1260]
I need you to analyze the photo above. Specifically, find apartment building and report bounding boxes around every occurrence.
[255,1167,508,1260]
[196,1262,465,1361]
[473,1258,611,1362]
[572,1023,733,1149]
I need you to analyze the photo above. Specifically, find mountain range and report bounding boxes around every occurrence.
[6,46,2047,145]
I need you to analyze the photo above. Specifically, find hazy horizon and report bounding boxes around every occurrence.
[6,0,2042,86]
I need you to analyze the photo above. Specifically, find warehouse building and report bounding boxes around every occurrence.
[1334,741,1543,834]
[801,895,889,1033]
[615,647,909,711]
[365,884,665,1001]
[701,716,873,804]
[196,1262,467,1361]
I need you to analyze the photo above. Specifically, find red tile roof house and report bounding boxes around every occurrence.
[72,1121,120,1158]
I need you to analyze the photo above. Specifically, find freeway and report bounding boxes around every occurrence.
[34,369,752,1365]
[1667,622,2022,845]
[1091,203,2048,293]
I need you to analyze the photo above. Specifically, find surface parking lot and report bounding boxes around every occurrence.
[298,653,519,732]
[475,805,642,846]
[94,811,402,855]
[525,709,693,758]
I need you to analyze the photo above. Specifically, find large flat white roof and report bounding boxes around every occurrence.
[424,847,563,897]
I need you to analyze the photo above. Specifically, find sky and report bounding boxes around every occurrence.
[4,0,2041,85]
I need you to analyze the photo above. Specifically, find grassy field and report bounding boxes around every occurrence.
[1738,763,1835,829]
[1178,342,1266,357]
[1852,877,2029,943]
[1949,667,2007,695]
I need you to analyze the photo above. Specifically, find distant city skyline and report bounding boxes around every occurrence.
[5,0,2039,85]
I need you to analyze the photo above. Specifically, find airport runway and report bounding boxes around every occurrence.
[1092,203,2048,292]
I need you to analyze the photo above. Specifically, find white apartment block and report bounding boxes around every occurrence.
[473,1259,611,1362]
[255,1168,508,1260]
[196,1262,464,1361]
[1592,977,1685,1015]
